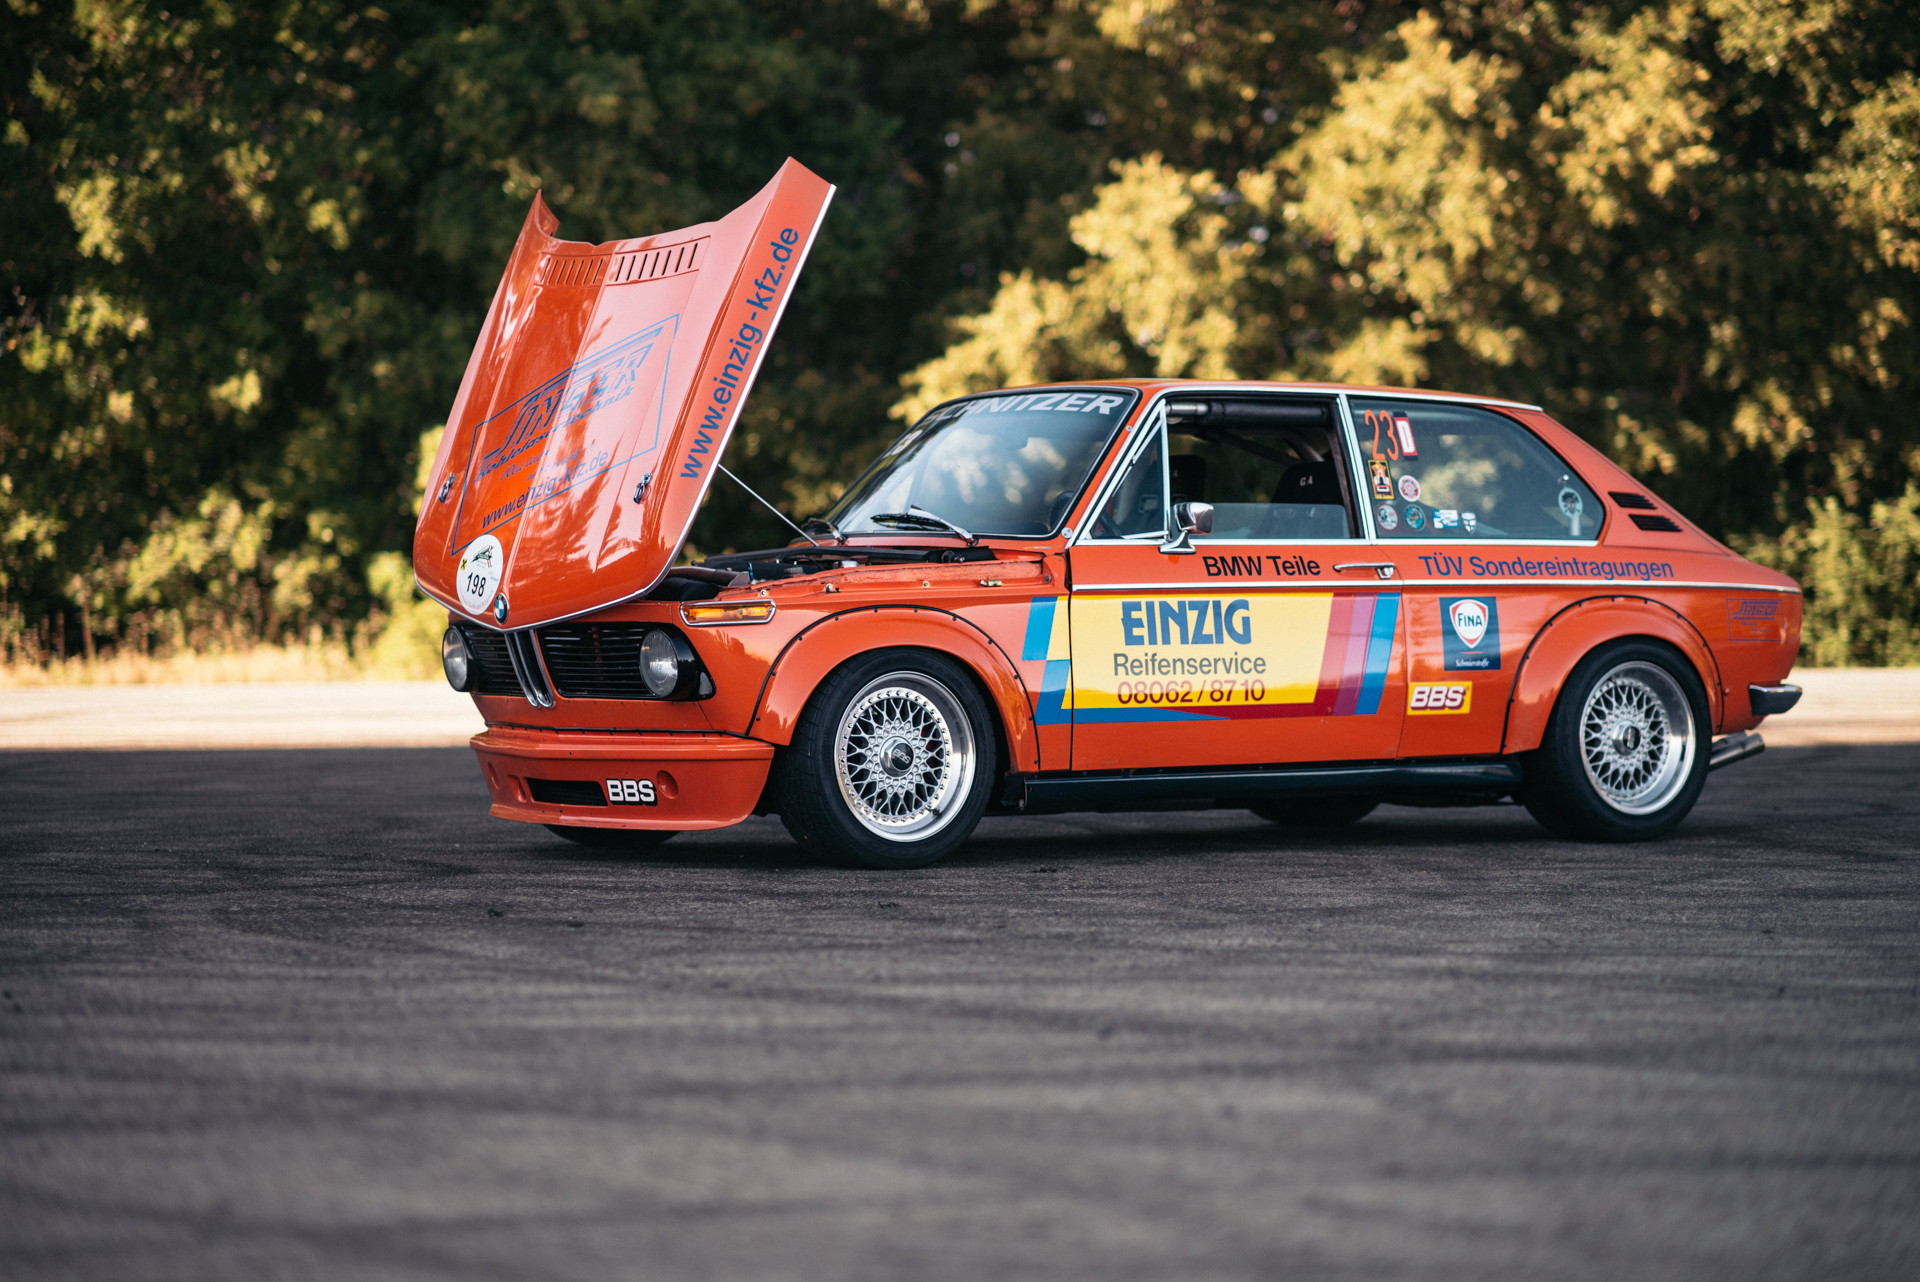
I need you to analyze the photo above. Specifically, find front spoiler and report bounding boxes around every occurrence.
[472,727,774,831]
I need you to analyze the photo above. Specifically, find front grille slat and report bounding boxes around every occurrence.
[536,623,657,700]
[458,626,522,696]
[528,778,607,807]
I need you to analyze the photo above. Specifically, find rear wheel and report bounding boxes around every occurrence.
[778,650,994,869]
[1248,796,1380,828]
[1522,640,1709,841]
[544,825,677,850]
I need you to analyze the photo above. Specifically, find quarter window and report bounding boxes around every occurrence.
[1349,399,1602,541]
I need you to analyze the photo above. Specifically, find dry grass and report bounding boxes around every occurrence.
[0,639,375,688]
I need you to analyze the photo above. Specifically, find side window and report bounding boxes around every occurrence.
[1168,398,1356,541]
[1349,399,1603,541]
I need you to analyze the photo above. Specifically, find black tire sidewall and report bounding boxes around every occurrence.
[778,649,997,869]
[1523,639,1712,841]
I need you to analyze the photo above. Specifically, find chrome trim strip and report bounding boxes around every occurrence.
[504,630,557,708]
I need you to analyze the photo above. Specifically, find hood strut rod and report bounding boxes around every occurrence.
[718,463,820,547]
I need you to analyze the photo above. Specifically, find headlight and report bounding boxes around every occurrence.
[640,627,700,698]
[441,627,473,692]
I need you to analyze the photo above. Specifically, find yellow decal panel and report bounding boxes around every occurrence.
[1408,682,1473,714]
[1063,592,1401,724]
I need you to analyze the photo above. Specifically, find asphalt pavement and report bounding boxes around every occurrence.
[1,742,1915,1281]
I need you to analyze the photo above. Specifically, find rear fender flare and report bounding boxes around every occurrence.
[1502,596,1724,754]
[747,607,1039,773]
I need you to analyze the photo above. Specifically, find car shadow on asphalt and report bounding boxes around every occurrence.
[504,803,1587,873]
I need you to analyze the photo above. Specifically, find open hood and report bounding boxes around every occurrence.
[414,159,834,630]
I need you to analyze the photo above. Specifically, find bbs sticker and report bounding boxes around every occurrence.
[606,778,657,805]
[456,533,505,616]
[1408,682,1473,714]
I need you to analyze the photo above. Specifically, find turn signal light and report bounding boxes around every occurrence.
[680,601,777,626]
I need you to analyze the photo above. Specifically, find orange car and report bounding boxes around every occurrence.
[415,160,1803,869]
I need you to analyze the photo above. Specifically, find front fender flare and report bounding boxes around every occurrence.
[1502,596,1725,754]
[746,605,1040,773]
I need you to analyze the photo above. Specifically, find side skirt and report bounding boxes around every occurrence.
[998,759,1525,816]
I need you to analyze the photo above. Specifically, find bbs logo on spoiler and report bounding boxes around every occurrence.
[606,778,657,805]
[1408,683,1473,714]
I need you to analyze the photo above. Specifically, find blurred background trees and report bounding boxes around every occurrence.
[5,0,1917,669]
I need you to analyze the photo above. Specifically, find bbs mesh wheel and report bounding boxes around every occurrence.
[778,650,994,869]
[1523,640,1710,841]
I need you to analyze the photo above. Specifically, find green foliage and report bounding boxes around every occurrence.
[1741,487,1920,667]
[4,0,1918,665]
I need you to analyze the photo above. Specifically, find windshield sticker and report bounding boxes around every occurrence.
[1404,505,1426,531]
[1393,413,1419,457]
[1375,503,1398,531]
[1398,474,1421,502]
[1361,408,1404,461]
[1062,592,1401,722]
[1441,597,1500,670]
[1462,512,1477,534]
[1415,553,1674,581]
[456,534,505,616]
[1369,460,1392,497]
[1434,509,1460,530]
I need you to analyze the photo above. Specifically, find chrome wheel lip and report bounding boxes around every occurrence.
[833,671,976,843]
[1578,660,1696,815]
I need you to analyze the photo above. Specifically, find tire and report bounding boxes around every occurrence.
[544,824,678,850]
[1521,640,1710,841]
[1248,797,1380,827]
[777,650,995,869]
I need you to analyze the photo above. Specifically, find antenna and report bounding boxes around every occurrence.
[717,463,820,546]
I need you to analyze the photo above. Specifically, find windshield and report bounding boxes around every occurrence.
[824,389,1139,538]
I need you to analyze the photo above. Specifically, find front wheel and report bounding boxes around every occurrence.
[777,650,995,869]
[1522,641,1710,841]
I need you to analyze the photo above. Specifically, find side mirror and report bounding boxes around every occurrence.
[1160,501,1214,555]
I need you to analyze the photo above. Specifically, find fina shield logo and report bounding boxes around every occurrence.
[1448,599,1488,650]
[1441,596,1500,671]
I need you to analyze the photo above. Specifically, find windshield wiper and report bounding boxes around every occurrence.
[866,505,978,545]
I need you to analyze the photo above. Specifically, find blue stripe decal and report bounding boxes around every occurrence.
[1354,592,1401,716]
[1022,596,1058,661]
[1033,659,1074,724]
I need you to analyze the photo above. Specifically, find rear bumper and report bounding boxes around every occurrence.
[472,728,775,831]
[1749,683,1803,716]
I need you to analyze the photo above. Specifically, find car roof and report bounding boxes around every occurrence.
[951,379,1545,414]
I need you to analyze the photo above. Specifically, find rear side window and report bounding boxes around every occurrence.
[1349,399,1602,541]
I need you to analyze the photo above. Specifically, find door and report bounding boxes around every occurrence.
[1346,395,1607,759]
[1066,395,1408,772]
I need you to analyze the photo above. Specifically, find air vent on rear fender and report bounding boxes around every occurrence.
[1609,491,1657,510]
[528,778,608,807]
[1629,513,1682,532]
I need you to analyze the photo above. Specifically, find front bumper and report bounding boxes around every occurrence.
[473,728,775,831]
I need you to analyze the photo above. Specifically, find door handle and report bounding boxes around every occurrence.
[1333,561,1397,580]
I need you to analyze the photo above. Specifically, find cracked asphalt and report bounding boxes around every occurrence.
[1,742,1915,1281]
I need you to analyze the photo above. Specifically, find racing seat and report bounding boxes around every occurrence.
[1261,460,1350,538]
